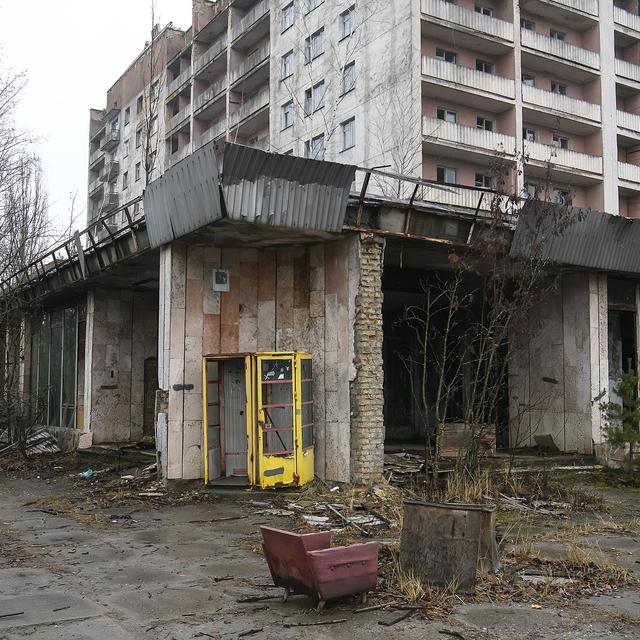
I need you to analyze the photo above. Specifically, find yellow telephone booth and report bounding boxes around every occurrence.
[202,352,314,489]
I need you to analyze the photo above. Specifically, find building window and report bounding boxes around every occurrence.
[124,107,130,126]
[281,100,294,129]
[123,138,130,158]
[520,18,535,30]
[136,94,143,114]
[476,59,494,74]
[150,116,158,135]
[552,134,569,149]
[551,81,567,95]
[475,173,492,188]
[147,151,156,173]
[341,61,356,94]
[436,48,457,63]
[135,162,141,181]
[550,29,566,41]
[475,5,493,16]
[554,188,572,205]
[477,117,494,131]
[281,2,294,32]
[134,201,140,214]
[522,73,536,87]
[305,133,325,160]
[135,128,142,148]
[436,166,457,185]
[341,117,355,150]
[523,127,536,141]
[437,107,457,123]
[304,28,325,63]
[122,171,129,190]
[304,0,324,13]
[304,81,326,114]
[150,80,159,103]
[340,5,356,39]
[281,50,294,79]
[524,182,538,198]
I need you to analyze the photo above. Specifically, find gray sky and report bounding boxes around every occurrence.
[0,0,193,233]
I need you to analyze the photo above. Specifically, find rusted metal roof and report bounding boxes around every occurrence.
[143,142,356,248]
[510,205,640,274]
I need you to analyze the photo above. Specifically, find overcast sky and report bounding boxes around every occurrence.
[0,0,193,232]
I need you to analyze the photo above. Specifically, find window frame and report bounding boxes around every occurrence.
[341,61,356,95]
[281,50,294,80]
[281,100,294,130]
[476,116,494,131]
[341,117,356,151]
[436,47,457,64]
[436,165,458,185]
[340,5,356,40]
[304,27,325,63]
[281,2,295,32]
[437,107,457,123]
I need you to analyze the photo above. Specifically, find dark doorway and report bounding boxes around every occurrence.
[143,357,158,438]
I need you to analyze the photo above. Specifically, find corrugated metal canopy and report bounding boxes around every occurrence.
[510,204,640,274]
[143,142,356,248]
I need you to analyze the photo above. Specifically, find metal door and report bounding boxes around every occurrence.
[222,359,248,477]
[295,353,314,486]
[256,354,297,488]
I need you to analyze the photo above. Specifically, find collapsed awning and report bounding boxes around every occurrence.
[510,204,640,275]
[143,142,356,249]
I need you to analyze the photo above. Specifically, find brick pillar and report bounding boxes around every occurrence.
[350,233,385,484]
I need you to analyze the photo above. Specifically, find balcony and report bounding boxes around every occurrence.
[194,36,227,75]
[521,84,601,123]
[619,161,640,186]
[99,161,120,182]
[420,0,513,42]
[616,58,640,85]
[170,143,192,167]
[89,147,105,167]
[166,67,192,97]
[541,0,598,16]
[229,88,269,127]
[524,141,602,174]
[167,105,191,133]
[422,57,515,100]
[521,29,599,70]
[229,43,270,85]
[88,177,104,197]
[194,76,227,112]
[198,119,227,148]
[422,183,506,212]
[422,117,516,156]
[231,0,270,41]
[100,126,120,151]
[101,192,120,213]
[617,109,640,136]
[614,6,640,34]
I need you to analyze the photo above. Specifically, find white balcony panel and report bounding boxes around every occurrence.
[616,58,640,84]
[546,0,598,16]
[522,84,600,122]
[231,0,269,41]
[167,105,191,132]
[198,120,227,148]
[525,141,602,174]
[194,36,227,74]
[521,29,599,70]
[422,57,515,99]
[422,117,516,155]
[420,0,513,41]
[229,88,270,127]
[617,109,640,135]
[230,43,270,85]
[88,178,103,196]
[194,76,227,111]
[614,6,640,33]
[619,162,640,185]
[422,184,502,211]
[167,68,191,96]
[170,144,192,167]
[89,148,104,166]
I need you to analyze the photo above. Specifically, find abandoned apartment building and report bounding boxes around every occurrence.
[5,0,640,487]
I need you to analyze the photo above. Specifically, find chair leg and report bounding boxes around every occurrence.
[316,598,326,613]
[283,588,290,603]
[360,592,367,605]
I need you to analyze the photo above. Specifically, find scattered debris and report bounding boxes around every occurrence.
[439,630,465,640]
[238,627,263,637]
[0,612,24,619]
[378,609,413,626]
[283,619,347,628]
[0,428,60,457]
[236,595,278,603]
[78,468,110,479]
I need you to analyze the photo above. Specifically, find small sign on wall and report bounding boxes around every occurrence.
[213,268,230,292]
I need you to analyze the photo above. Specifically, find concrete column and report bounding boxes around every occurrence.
[350,233,385,484]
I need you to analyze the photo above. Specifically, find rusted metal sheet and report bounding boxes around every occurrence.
[260,526,378,604]
[510,205,640,274]
[143,142,223,248]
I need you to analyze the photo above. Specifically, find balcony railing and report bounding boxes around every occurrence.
[525,141,602,174]
[617,109,640,134]
[420,0,513,41]
[99,161,120,182]
[167,105,191,132]
[170,144,192,167]
[521,84,601,122]
[422,57,516,99]
[89,147,105,166]
[422,117,516,155]
[231,0,270,41]
[101,192,120,213]
[422,184,502,211]
[542,0,598,16]
[614,6,640,33]
[619,161,640,185]
[230,43,270,85]
[521,29,599,70]
[166,67,192,96]
[229,88,270,127]
[194,35,227,74]
[100,127,120,151]
[615,58,640,84]
[194,76,227,112]
[198,119,227,148]
[88,178,103,196]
